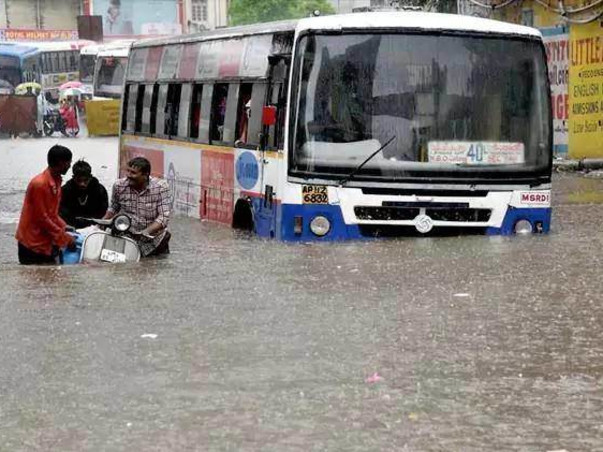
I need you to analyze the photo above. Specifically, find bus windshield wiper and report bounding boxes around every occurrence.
[338,136,397,186]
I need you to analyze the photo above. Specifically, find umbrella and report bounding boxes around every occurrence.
[59,81,83,91]
[0,79,14,95]
[15,82,42,95]
[60,87,83,98]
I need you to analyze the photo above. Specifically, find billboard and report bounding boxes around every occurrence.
[92,0,180,36]
[569,21,603,159]
[542,27,569,157]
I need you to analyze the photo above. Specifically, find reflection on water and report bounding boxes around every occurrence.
[0,176,602,450]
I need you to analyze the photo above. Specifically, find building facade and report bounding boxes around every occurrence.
[1,0,83,32]
[185,0,228,32]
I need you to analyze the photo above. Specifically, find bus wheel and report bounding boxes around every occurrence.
[232,199,254,231]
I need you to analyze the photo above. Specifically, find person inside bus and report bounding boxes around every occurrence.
[102,157,172,257]
[59,160,109,229]
[235,99,251,146]
[15,145,77,265]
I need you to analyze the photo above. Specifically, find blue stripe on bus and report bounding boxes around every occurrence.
[257,203,552,240]
[486,207,552,235]
[279,204,362,241]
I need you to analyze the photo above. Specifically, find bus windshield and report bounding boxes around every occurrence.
[95,56,127,97]
[0,55,21,87]
[80,54,96,83]
[291,33,551,183]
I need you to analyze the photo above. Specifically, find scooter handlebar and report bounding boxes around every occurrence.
[76,217,112,227]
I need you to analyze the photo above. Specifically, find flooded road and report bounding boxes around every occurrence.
[1,141,602,450]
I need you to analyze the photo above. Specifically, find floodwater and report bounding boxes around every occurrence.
[1,139,602,450]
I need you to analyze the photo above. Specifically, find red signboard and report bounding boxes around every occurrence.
[0,28,78,41]
[201,151,234,224]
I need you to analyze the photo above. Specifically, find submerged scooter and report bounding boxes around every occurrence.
[62,214,146,264]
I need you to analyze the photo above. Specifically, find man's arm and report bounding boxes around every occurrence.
[30,181,74,248]
[102,182,120,220]
[143,181,171,236]
[94,183,110,219]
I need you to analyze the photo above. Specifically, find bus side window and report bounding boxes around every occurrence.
[155,84,169,136]
[59,52,67,72]
[125,84,138,132]
[210,83,229,143]
[189,84,203,139]
[150,84,159,135]
[178,83,192,138]
[142,83,153,134]
[235,83,253,146]
[134,84,146,133]
[122,84,130,132]
[267,84,282,149]
[199,83,214,144]
[164,83,182,137]
[248,83,267,147]
[222,84,240,144]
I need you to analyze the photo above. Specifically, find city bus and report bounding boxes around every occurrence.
[120,12,552,240]
[80,43,104,96]
[32,40,94,101]
[0,43,41,88]
[93,42,132,99]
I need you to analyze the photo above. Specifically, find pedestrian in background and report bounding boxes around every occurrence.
[15,144,76,265]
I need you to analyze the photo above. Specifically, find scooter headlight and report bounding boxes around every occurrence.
[514,219,533,235]
[309,215,331,237]
[113,215,131,232]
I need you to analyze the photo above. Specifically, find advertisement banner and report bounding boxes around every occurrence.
[85,99,121,136]
[569,22,603,159]
[201,151,234,224]
[0,29,78,41]
[165,147,202,218]
[542,27,569,156]
[93,0,180,36]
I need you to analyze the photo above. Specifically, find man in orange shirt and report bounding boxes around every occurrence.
[16,145,77,265]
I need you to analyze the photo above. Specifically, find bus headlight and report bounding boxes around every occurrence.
[113,214,131,232]
[310,216,331,237]
[514,219,533,235]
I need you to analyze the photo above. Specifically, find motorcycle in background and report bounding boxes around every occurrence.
[43,106,68,137]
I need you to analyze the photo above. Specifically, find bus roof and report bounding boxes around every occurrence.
[0,42,39,58]
[296,11,541,38]
[81,40,134,57]
[20,40,96,52]
[132,19,297,48]
[97,46,130,58]
[131,11,540,50]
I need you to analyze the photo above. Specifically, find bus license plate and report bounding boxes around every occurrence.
[428,142,525,165]
[100,249,126,263]
[302,185,328,204]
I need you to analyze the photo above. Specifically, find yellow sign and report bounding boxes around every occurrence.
[569,21,603,158]
[85,99,121,136]
[302,185,328,204]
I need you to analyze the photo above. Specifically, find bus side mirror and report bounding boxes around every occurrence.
[262,105,277,127]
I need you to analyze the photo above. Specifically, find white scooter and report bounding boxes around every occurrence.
[63,214,147,264]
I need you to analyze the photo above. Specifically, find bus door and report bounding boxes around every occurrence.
[256,55,289,237]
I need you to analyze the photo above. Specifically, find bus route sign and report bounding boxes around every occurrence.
[428,141,525,165]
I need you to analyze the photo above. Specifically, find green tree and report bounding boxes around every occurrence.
[229,0,335,26]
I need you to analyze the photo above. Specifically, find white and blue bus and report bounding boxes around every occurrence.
[0,42,40,88]
[0,40,94,101]
[120,12,552,240]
